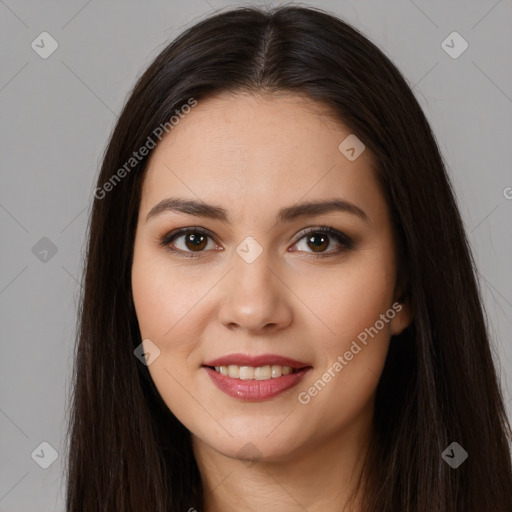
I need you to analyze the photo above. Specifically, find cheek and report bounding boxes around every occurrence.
[291,250,396,420]
[131,261,209,426]
[299,253,396,353]
[131,248,210,420]
[131,245,206,342]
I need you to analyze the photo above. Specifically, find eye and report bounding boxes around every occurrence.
[291,225,354,258]
[160,227,220,258]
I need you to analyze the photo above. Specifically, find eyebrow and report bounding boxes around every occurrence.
[145,197,370,225]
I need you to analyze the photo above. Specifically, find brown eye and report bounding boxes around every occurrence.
[160,227,219,258]
[292,225,354,258]
[305,232,330,252]
[183,232,208,251]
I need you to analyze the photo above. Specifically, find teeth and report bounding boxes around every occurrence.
[213,364,297,379]
[228,365,239,378]
[254,366,271,380]
[271,365,282,378]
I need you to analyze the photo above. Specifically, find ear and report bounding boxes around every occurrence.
[390,286,413,336]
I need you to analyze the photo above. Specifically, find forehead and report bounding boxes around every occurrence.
[139,92,386,226]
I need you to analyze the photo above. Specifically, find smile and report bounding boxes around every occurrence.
[201,353,312,401]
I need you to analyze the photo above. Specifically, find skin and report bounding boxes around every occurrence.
[131,91,412,511]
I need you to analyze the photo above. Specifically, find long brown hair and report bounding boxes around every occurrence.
[65,5,512,511]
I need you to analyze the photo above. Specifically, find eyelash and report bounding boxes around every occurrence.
[159,224,354,260]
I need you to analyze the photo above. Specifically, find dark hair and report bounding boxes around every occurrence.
[65,4,512,511]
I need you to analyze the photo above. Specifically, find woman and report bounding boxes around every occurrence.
[65,5,512,511]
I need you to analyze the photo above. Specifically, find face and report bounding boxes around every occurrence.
[131,92,411,462]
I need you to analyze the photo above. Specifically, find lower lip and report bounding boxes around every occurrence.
[203,366,311,401]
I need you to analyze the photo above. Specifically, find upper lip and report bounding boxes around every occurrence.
[203,353,311,369]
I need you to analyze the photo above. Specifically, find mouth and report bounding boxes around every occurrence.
[201,353,312,401]
[203,364,301,379]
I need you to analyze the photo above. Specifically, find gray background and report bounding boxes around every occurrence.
[1,0,511,510]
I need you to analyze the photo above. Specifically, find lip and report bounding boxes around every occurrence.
[203,353,311,369]
[202,353,312,402]
[203,366,311,401]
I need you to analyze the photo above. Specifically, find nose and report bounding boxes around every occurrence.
[217,252,293,334]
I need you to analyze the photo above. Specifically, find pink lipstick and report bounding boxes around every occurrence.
[202,353,312,401]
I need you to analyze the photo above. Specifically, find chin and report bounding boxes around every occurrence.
[195,426,305,464]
